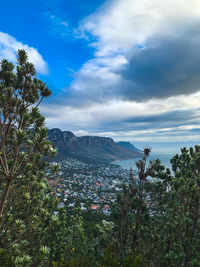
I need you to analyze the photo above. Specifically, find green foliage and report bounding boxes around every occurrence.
[123,252,141,267]
[98,245,141,267]
[0,50,55,266]
[98,244,120,267]
[0,249,13,267]
[105,146,200,266]
[139,146,200,266]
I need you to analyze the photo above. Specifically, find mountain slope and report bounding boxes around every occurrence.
[48,128,142,163]
[117,141,142,153]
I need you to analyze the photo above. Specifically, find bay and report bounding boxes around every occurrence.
[114,152,175,170]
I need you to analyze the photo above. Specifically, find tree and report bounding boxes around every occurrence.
[108,148,155,266]
[0,50,58,266]
[140,146,200,266]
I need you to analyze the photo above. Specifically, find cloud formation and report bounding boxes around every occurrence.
[78,0,200,56]
[41,92,200,137]
[0,31,48,74]
[68,0,200,103]
[118,30,200,100]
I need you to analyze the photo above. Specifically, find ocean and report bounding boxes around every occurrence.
[114,152,175,171]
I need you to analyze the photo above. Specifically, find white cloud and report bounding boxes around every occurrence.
[0,31,48,74]
[78,0,200,56]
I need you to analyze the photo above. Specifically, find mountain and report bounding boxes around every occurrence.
[117,141,142,153]
[48,128,142,163]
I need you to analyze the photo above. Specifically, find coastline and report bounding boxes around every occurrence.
[110,154,143,165]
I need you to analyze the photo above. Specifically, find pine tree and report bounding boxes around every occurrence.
[0,50,58,266]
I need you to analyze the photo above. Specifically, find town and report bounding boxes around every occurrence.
[47,158,132,215]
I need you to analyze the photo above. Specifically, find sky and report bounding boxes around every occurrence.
[1,0,200,153]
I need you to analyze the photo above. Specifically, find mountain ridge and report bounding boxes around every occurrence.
[48,128,143,163]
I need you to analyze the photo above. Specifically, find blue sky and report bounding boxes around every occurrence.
[1,0,200,153]
[0,0,106,89]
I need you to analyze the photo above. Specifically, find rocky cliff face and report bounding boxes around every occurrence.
[48,128,142,163]
[48,128,79,150]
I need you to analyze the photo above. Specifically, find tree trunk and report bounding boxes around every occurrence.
[132,181,143,251]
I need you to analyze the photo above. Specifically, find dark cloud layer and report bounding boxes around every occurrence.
[82,109,200,133]
[125,109,198,125]
[119,23,200,100]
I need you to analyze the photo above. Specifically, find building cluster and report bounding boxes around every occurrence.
[46,158,131,215]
